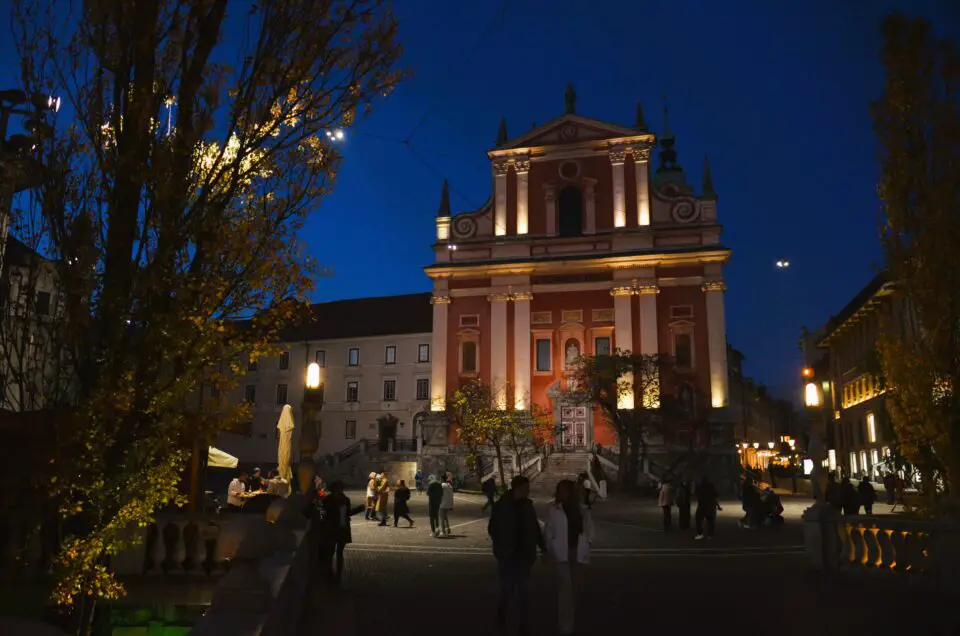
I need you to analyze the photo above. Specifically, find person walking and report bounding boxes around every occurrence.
[694,475,721,540]
[658,480,675,531]
[482,475,498,516]
[489,476,546,636]
[439,474,455,535]
[544,479,594,636]
[676,479,691,531]
[739,477,760,529]
[375,471,391,526]
[415,469,424,494]
[393,479,414,527]
[314,481,364,586]
[859,475,877,514]
[840,476,860,515]
[427,474,443,537]
[364,472,377,520]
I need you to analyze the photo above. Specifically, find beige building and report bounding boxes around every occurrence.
[215,293,434,465]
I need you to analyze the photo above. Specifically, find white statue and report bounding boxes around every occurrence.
[565,340,580,368]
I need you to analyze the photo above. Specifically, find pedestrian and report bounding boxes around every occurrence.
[481,474,497,516]
[427,474,443,537]
[739,477,760,529]
[544,479,594,636]
[694,475,721,540]
[825,472,843,512]
[658,479,675,531]
[393,479,414,527]
[858,475,876,514]
[313,481,364,587]
[883,473,895,505]
[489,475,546,636]
[376,471,391,526]
[676,479,691,531]
[226,470,248,513]
[840,476,860,515]
[415,469,424,494]
[439,473,455,535]
[364,472,377,520]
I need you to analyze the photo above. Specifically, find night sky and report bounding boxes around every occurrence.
[1,0,955,402]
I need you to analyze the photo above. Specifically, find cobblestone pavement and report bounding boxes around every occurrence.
[299,492,957,636]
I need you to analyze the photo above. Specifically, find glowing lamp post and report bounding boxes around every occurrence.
[297,361,324,495]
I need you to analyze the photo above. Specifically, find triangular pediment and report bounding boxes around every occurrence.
[494,114,647,151]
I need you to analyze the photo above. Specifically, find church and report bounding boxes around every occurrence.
[425,87,732,454]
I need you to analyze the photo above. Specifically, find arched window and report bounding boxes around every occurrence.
[558,186,583,237]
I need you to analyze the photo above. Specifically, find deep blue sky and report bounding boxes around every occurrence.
[304,0,954,401]
[1,1,955,401]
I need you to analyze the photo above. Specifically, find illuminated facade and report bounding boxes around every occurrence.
[817,272,915,478]
[426,91,732,450]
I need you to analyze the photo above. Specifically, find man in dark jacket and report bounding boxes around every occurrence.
[858,476,877,514]
[488,476,545,636]
[306,481,363,586]
[481,475,497,516]
[694,475,721,539]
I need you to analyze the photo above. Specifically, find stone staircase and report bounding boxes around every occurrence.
[530,451,591,495]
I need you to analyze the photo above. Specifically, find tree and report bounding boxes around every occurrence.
[6,1,403,630]
[568,351,673,488]
[502,398,553,480]
[447,380,510,487]
[873,13,960,497]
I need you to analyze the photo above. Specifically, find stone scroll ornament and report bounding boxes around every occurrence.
[452,214,477,238]
[670,198,699,223]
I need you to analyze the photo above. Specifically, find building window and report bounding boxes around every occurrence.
[348,347,360,366]
[536,338,552,372]
[558,186,583,237]
[866,412,877,443]
[418,344,430,363]
[383,379,397,401]
[849,452,858,476]
[315,350,326,367]
[827,449,837,471]
[35,291,51,316]
[871,448,880,476]
[248,358,259,372]
[276,384,288,405]
[416,378,429,401]
[244,385,256,403]
[461,341,478,374]
[385,346,397,365]
[345,420,357,439]
[278,351,290,370]
[346,381,359,402]
[860,450,869,477]
[594,336,611,356]
[674,333,693,369]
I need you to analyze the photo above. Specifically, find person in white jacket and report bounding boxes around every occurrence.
[543,479,594,636]
[439,475,455,535]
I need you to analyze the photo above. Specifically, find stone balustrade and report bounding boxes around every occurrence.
[803,504,960,593]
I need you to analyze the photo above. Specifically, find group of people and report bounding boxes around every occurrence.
[656,475,723,539]
[826,473,878,514]
[225,467,289,512]
[736,478,784,529]
[362,471,415,527]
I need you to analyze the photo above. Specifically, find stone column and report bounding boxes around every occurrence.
[430,295,451,411]
[544,184,557,236]
[635,146,651,226]
[611,285,635,409]
[610,147,627,228]
[584,178,597,235]
[493,161,509,236]
[636,279,659,355]
[489,292,509,409]
[515,158,530,235]
[513,292,533,409]
[702,279,729,408]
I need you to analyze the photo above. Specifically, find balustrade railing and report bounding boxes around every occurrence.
[836,517,935,576]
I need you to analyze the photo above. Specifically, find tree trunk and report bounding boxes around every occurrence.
[494,442,507,490]
[617,432,630,489]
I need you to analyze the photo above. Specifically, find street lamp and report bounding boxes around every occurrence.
[297,361,325,495]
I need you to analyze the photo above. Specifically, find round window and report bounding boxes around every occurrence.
[559,160,580,181]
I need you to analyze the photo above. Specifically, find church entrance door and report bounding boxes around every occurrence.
[560,406,588,449]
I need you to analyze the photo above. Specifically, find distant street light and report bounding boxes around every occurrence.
[776,260,790,269]
[325,128,345,142]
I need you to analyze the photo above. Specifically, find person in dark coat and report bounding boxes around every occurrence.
[694,475,721,539]
[426,474,443,537]
[393,480,414,527]
[312,480,364,586]
[739,477,760,529]
[859,476,877,514]
[840,477,860,515]
[482,475,498,516]
[825,472,843,511]
[675,479,692,531]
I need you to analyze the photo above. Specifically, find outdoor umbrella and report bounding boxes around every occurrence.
[277,404,295,486]
[207,446,239,469]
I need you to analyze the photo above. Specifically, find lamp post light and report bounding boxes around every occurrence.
[297,361,324,495]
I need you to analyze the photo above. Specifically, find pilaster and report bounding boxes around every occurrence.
[610,285,635,409]
[702,279,729,408]
[610,147,627,228]
[513,292,533,410]
[584,177,597,235]
[515,158,530,235]
[634,146,651,226]
[430,295,451,411]
[488,292,510,409]
[636,279,659,356]
[494,161,509,236]
[544,184,557,236]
